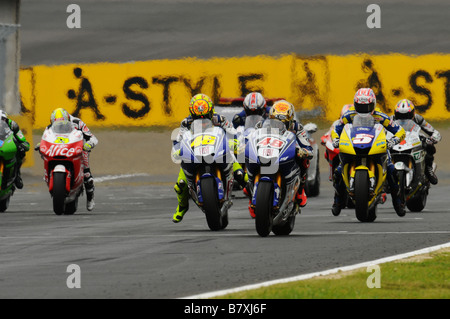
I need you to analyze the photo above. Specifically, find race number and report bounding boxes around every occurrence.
[257,136,285,149]
[352,133,374,145]
[191,135,216,148]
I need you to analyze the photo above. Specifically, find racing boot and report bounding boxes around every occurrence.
[425,164,438,185]
[243,182,255,218]
[233,162,247,189]
[173,179,189,223]
[331,192,344,216]
[295,188,308,208]
[14,169,23,189]
[391,192,406,217]
[84,169,95,211]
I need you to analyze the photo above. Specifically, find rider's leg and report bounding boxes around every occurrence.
[424,144,437,185]
[386,158,405,217]
[83,151,95,211]
[173,168,189,223]
[332,163,346,216]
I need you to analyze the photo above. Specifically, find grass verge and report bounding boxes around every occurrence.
[217,248,450,299]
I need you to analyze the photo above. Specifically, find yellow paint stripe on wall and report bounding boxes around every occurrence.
[19,54,450,129]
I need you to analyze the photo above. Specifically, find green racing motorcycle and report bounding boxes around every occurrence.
[0,120,19,212]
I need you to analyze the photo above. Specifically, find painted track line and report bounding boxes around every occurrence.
[94,173,150,183]
[181,241,450,299]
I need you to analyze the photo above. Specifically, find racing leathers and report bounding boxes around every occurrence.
[232,106,272,129]
[0,114,30,189]
[392,113,441,185]
[331,106,406,216]
[172,113,244,223]
[246,119,314,211]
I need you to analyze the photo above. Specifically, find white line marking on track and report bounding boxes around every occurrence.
[181,241,450,299]
[94,173,150,183]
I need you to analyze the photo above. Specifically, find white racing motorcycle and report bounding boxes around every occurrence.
[388,119,434,212]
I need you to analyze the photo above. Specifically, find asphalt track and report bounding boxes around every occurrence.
[2,0,449,299]
[20,0,450,66]
[0,172,448,298]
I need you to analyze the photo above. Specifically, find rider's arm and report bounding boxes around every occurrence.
[71,117,98,150]
[7,119,30,152]
[414,114,441,143]
[375,111,406,146]
[293,122,313,159]
[232,110,246,129]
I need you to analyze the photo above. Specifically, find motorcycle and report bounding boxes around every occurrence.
[389,119,433,212]
[0,121,19,212]
[338,115,388,222]
[38,121,85,215]
[303,122,320,197]
[176,119,234,231]
[246,118,302,236]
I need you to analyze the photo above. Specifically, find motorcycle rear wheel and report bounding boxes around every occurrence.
[255,181,274,237]
[52,172,66,215]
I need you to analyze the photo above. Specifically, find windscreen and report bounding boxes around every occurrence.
[51,121,73,134]
[353,114,375,128]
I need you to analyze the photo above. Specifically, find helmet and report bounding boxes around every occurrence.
[395,99,415,120]
[340,104,352,118]
[189,94,214,120]
[269,100,295,129]
[50,108,70,124]
[353,88,376,114]
[0,110,8,120]
[243,92,267,116]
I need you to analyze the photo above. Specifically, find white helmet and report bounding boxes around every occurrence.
[243,92,267,116]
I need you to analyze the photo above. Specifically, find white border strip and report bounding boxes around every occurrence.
[94,173,150,183]
[182,242,450,299]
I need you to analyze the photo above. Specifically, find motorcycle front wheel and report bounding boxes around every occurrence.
[255,181,274,237]
[201,177,225,231]
[354,170,371,222]
[52,172,66,215]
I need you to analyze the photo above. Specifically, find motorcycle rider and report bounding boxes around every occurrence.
[245,100,313,217]
[48,108,98,211]
[331,88,406,217]
[0,110,30,189]
[232,92,271,129]
[172,93,245,223]
[392,99,441,185]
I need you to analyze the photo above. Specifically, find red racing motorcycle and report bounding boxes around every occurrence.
[38,121,85,215]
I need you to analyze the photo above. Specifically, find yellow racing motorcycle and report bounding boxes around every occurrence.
[338,115,388,222]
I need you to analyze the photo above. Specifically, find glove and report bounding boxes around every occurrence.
[296,148,309,159]
[429,136,439,144]
[332,138,340,149]
[83,142,93,152]
[34,143,40,151]
[228,138,240,153]
[387,137,400,150]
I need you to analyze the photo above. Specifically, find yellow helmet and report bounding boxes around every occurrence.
[189,94,214,120]
[50,108,70,124]
[269,100,295,128]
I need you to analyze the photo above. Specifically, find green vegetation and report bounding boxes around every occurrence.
[218,249,450,299]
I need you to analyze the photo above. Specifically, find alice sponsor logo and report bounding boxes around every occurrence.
[44,144,81,157]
